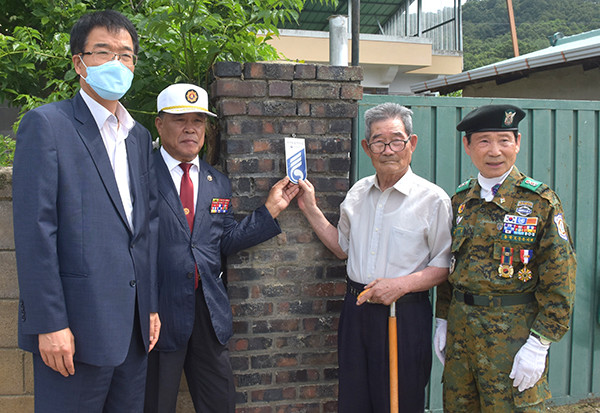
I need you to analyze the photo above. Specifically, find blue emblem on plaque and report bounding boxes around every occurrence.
[286,148,306,184]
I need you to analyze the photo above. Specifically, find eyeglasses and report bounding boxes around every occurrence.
[368,138,411,154]
[80,50,138,65]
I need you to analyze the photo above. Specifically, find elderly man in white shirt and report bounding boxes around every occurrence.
[297,102,452,413]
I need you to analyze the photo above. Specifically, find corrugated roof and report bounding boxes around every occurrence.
[280,0,409,34]
[410,29,600,94]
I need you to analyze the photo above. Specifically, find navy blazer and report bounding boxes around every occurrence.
[154,152,281,348]
[12,92,158,367]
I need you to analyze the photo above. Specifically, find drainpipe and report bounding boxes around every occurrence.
[351,0,360,66]
[350,0,360,184]
[329,15,348,66]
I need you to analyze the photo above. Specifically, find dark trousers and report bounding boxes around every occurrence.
[338,288,433,413]
[33,311,147,413]
[145,287,235,413]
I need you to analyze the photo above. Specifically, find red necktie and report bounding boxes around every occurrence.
[179,163,199,289]
[179,163,194,231]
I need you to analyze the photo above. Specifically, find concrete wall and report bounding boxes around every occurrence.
[0,167,34,412]
[0,62,363,412]
[463,65,600,100]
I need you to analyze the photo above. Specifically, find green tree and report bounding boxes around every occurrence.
[0,0,332,164]
[462,0,600,71]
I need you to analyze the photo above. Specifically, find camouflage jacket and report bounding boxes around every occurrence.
[436,167,576,341]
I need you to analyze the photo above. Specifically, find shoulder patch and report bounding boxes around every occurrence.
[519,177,543,192]
[456,179,473,193]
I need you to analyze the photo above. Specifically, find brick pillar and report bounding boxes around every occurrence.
[210,62,363,412]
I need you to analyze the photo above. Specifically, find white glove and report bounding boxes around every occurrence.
[509,334,550,392]
[433,318,447,365]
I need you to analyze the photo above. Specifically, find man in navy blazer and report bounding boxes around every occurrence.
[12,10,160,412]
[144,83,298,413]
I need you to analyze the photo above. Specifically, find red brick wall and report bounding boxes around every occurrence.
[211,62,362,412]
[0,61,363,412]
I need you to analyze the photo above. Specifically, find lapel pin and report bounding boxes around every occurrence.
[207,175,213,182]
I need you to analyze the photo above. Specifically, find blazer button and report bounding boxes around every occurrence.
[187,272,194,279]
[130,280,137,287]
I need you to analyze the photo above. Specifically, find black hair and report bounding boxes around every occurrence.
[70,10,139,56]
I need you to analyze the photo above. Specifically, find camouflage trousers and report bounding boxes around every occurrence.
[442,297,551,412]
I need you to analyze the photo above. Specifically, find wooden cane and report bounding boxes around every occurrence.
[357,289,399,413]
[389,301,399,413]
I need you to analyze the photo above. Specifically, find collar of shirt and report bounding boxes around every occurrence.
[79,89,135,137]
[370,166,415,196]
[160,147,200,176]
[478,166,513,201]
[160,147,200,204]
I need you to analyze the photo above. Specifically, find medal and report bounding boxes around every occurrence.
[498,247,514,278]
[518,249,533,282]
[210,198,230,214]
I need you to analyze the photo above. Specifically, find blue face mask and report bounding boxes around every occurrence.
[79,57,134,101]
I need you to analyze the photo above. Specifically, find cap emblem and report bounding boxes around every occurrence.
[185,89,199,104]
[503,110,516,127]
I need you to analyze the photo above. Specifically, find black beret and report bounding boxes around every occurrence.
[457,104,525,134]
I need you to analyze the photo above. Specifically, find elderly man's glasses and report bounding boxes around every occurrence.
[368,137,411,154]
[80,50,138,65]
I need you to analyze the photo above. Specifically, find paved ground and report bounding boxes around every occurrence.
[547,398,600,412]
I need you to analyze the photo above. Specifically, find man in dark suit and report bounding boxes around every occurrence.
[144,83,298,413]
[12,10,160,412]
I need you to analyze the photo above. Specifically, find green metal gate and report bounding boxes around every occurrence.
[354,95,600,411]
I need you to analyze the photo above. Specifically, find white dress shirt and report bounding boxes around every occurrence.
[160,147,199,209]
[80,89,134,229]
[478,166,513,201]
[338,167,452,285]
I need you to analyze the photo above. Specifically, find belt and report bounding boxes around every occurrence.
[346,277,429,304]
[454,290,535,307]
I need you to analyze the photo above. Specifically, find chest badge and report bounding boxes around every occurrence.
[210,198,230,214]
[498,247,514,278]
[516,201,533,217]
[501,214,538,243]
[517,249,533,282]
[458,203,466,214]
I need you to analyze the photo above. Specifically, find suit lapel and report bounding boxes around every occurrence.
[193,161,212,235]
[72,94,131,232]
[126,133,142,237]
[155,152,191,235]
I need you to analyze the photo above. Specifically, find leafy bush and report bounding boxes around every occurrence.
[0,135,16,166]
[0,0,331,162]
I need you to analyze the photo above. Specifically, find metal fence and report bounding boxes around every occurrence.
[354,94,600,410]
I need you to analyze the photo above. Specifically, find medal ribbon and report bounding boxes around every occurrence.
[501,247,514,266]
[498,247,514,278]
[520,249,531,265]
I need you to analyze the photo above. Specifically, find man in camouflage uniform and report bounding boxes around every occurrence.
[434,104,576,412]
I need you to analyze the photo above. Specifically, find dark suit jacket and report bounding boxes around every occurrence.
[12,92,158,367]
[154,152,280,348]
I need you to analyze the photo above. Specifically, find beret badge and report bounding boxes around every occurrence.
[503,110,516,128]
